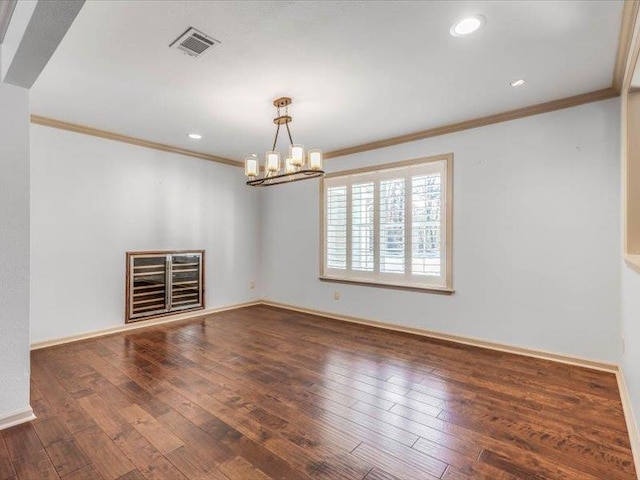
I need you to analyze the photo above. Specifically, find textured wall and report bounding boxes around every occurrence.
[0,82,31,418]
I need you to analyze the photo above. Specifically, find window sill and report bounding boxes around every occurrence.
[319,276,455,294]
[624,254,640,274]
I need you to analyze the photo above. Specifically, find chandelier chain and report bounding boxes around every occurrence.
[285,121,294,145]
[284,104,293,144]
[272,123,281,151]
[272,103,294,150]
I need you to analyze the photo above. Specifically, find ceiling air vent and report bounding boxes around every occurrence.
[170,27,220,58]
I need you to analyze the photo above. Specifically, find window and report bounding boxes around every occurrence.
[321,154,452,292]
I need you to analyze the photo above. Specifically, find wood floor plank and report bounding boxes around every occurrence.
[115,470,146,480]
[310,452,373,480]
[119,403,184,454]
[165,445,227,479]
[437,408,635,479]
[69,407,179,479]
[45,440,90,478]
[2,423,59,480]
[350,401,480,460]
[0,435,16,480]
[32,418,73,448]
[76,394,132,440]
[478,448,600,480]
[158,410,235,465]
[31,383,56,421]
[111,419,189,480]
[60,464,103,480]
[363,468,402,480]
[12,305,634,480]
[30,363,98,434]
[351,443,443,480]
[218,456,271,480]
[440,461,521,480]
[2,424,45,461]
[217,434,315,480]
[10,450,59,480]
[73,427,135,480]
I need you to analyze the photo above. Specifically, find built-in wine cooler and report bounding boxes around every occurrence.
[125,250,204,323]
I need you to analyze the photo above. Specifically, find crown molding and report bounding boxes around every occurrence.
[32,89,618,168]
[324,88,619,159]
[623,3,640,93]
[30,115,243,168]
[32,87,619,167]
[614,0,640,93]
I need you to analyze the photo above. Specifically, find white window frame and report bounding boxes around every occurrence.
[320,153,453,293]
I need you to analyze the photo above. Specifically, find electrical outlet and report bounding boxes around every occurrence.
[250,281,255,290]
[334,291,340,300]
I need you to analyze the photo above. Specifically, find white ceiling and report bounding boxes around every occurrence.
[31,0,623,161]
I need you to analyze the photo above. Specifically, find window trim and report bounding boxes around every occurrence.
[319,153,454,294]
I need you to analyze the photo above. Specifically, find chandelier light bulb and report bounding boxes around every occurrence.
[290,144,304,167]
[265,151,280,173]
[308,150,323,171]
[285,157,296,174]
[244,155,259,177]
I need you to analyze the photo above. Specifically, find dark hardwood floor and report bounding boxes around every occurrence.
[1,304,636,479]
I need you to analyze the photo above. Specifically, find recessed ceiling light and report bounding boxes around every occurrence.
[450,15,486,37]
[188,133,202,139]
[510,79,526,87]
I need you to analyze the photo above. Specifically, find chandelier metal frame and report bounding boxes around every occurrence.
[245,97,324,187]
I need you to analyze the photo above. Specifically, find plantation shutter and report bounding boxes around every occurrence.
[322,156,451,290]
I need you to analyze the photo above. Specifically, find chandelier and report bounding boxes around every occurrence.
[244,97,324,186]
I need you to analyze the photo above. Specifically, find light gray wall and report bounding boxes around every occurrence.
[261,98,622,362]
[0,82,31,418]
[30,125,261,343]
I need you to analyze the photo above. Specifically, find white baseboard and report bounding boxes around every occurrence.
[617,369,640,478]
[30,300,261,350]
[30,297,620,373]
[0,407,35,431]
[259,300,619,373]
[33,298,617,373]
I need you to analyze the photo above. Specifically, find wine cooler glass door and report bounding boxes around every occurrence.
[130,254,170,319]
[169,253,203,311]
